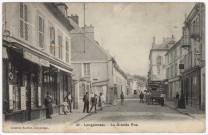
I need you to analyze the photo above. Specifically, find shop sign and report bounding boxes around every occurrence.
[38,87,41,107]
[20,87,26,110]
[9,85,13,110]
[24,51,50,67]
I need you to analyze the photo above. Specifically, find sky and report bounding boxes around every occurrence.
[67,2,195,77]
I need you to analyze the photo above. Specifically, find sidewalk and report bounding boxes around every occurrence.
[25,104,111,125]
[165,100,205,120]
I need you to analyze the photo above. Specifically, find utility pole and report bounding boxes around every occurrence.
[83,2,86,53]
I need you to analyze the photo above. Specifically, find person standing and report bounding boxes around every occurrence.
[83,92,89,113]
[160,93,166,107]
[179,93,186,109]
[45,92,53,119]
[174,92,179,108]
[120,92,124,105]
[67,92,73,113]
[139,91,144,103]
[98,93,104,110]
[89,94,97,113]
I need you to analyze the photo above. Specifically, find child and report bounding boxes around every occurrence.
[63,99,69,115]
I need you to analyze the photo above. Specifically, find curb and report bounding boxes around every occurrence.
[164,103,197,119]
[72,105,111,124]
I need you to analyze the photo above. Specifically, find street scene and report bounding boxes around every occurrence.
[2,2,206,133]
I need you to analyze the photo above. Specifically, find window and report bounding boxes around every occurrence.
[157,56,162,65]
[58,35,63,59]
[157,67,160,74]
[38,16,44,48]
[175,63,177,76]
[19,3,29,41]
[83,63,90,76]
[66,40,69,63]
[50,26,55,55]
[166,67,169,78]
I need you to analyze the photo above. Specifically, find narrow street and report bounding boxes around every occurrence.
[77,96,193,123]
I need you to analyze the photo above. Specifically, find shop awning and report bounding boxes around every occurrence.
[50,63,72,74]
[3,47,8,59]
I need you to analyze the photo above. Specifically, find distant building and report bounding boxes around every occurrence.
[148,36,175,90]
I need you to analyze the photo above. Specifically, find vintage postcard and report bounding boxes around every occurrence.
[2,1,206,133]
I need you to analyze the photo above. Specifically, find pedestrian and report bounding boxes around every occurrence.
[67,92,73,113]
[139,91,144,103]
[83,92,89,113]
[89,94,97,113]
[120,92,124,105]
[98,93,104,110]
[178,93,186,109]
[174,92,179,108]
[63,98,69,115]
[45,91,53,119]
[160,92,166,107]
[90,92,94,104]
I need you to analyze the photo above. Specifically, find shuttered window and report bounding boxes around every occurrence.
[50,26,55,55]
[66,41,69,63]
[19,3,29,41]
[38,16,44,49]
[58,35,63,59]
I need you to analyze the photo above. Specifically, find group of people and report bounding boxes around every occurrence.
[83,92,105,113]
[45,91,73,119]
[175,92,186,109]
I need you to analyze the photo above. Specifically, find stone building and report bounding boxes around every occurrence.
[2,3,74,122]
[180,3,205,110]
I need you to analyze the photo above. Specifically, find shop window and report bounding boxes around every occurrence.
[83,63,90,77]
[43,68,58,105]
[38,16,44,49]
[66,40,69,63]
[58,35,63,59]
[19,3,29,41]
[31,73,37,109]
[50,26,55,56]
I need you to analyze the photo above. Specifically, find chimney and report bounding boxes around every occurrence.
[82,24,94,39]
[55,3,68,17]
[68,14,79,25]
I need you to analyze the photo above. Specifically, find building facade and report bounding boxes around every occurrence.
[148,36,175,90]
[165,39,186,100]
[69,17,127,106]
[2,3,74,122]
[180,3,205,110]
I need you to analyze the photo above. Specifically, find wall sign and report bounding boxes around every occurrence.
[20,87,26,110]
[24,51,50,67]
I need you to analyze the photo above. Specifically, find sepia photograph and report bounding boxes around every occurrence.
[1,1,206,133]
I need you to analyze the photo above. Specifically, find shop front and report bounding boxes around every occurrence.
[3,43,73,123]
[181,66,201,109]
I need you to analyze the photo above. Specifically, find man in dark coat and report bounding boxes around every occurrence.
[83,92,89,113]
[178,93,186,109]
[139,91,144,103]
[89,94,97,113]
[45,92,53,119]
